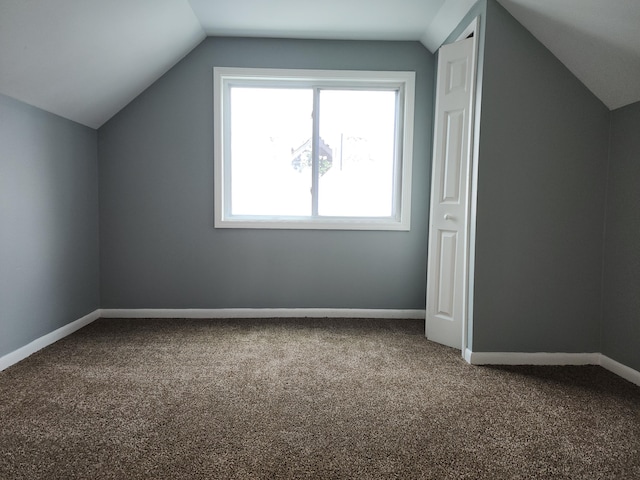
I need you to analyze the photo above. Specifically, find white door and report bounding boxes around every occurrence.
[426,35,477,350]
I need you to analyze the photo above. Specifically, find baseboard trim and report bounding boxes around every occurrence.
[99,308,427,320]
[0,309,101,372]
[463,348,473,363]
[600,355,640,387]
[464,349,640,387]
[466,350,600,366]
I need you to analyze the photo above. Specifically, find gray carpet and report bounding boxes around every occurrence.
[1,318,639,479]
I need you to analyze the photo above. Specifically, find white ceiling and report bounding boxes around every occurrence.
[0,0,205,129]
[0,0,638,128]
[498,0,640,111]
[190,0,447,42]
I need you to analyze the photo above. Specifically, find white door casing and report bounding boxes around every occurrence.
[426,34,477,350]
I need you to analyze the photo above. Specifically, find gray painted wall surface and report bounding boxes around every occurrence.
[602,101,640,371]
[0,94,99,358]
[471,1,610,352]
[99,38,434,309]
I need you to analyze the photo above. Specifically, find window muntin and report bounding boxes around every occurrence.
[214,68,415,230]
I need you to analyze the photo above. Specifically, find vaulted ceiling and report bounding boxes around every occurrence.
[1,0,638,129]
[498,0,640,111]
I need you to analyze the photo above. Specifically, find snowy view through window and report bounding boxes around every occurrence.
[230,87,397,218]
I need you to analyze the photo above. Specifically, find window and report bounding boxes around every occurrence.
[213,67,415,230]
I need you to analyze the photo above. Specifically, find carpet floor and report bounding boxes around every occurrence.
[1,318,639,479]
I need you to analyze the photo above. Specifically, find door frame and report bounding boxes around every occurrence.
[456,17,480,359]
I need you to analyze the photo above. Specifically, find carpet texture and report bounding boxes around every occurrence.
[1,318,639,479]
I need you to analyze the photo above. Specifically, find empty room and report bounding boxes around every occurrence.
[1,0,639,478]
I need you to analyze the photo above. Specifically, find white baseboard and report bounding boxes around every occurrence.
[100,308,426,320]
[0,309,101,372]
[463,348,473,363]
[466,350,600,366]
[464,349,640,387]
[600,355,640,387]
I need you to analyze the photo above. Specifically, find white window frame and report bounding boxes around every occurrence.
[213,67,415,230]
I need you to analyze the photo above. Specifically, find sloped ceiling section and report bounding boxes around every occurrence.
[2,0,640,128]
[0,0,476,128]
[0,0,205,129]
[498,0,640,110]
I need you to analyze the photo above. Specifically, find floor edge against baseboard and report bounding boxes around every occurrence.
[0,309,101,372]
[464,350,640,387]
[600,355,640,387]
[99,308,427,320]
[4,313,637,388]
[466,351,600,366]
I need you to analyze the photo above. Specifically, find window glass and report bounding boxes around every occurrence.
[318,89,397,217]
[230,87,313,216]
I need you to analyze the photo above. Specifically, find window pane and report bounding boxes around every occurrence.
[230,87,312,216]
[317,90,397,217]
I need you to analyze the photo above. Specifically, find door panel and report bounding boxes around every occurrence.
[426,36,476,350]
[436,230,457,320]
[446,58,468,95]
[441,110,464,203]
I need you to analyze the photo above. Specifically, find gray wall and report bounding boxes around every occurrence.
[602,101,640,371]
[99,38,434,309]
[0,94,99,358]
[470,0,610,352]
